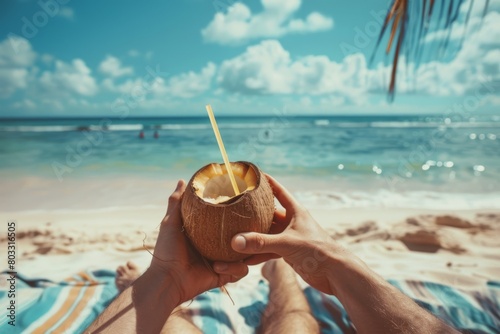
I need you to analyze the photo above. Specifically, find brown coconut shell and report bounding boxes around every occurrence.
[181,161,274,262]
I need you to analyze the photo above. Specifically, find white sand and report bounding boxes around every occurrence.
[1,204,499,292]
[0,174,498,293]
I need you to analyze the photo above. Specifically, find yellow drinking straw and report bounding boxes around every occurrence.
[205,104,240,196]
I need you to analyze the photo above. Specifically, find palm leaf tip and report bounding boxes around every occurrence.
[373,0,489,100]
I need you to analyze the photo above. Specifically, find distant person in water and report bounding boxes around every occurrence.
[87,177,460,334]
[154,131,159,139]
[139,131,145,139]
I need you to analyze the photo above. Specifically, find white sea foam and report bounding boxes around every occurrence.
[106,124,143,131]
[2,120,499,133]
[159,124,211,130]
[368,121,500,128]
[0,125,77,132]
[294,190,500,210]
[314,119,330,126]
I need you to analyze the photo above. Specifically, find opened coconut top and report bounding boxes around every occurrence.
[192,162,259,204]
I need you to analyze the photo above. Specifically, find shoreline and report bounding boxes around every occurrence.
[2,173,500,212]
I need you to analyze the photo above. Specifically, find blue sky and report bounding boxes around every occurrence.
[0,0,498,117]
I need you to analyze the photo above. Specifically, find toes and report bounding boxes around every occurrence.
[116,265,126,276]
[126,261,138,270]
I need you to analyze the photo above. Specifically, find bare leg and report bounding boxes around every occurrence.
[115,261,201,334]
[259,259,320,334]
[160,308,201,334]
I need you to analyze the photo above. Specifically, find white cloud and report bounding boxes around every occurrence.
[202,0,333,45]
[57,6,75,20]
[0,68,30,98]
[459,0,500,18]
[166,62,217,98]
[218,40,368,98]
[105,62,216,100]
[41,53,54,64]
[0,36,36,98]
[217,25,500,104]
[404,2,500,98]
[0,36,36,67]
[0,36,100,103]
[288,12,333,33]
[103,77,155,94]
[39,59,98,96]
[409,11,500,96]
[99,55,133,78]
[425,0,499,44]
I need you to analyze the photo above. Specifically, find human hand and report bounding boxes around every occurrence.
[148,180,249,304]
[230,175,348,295]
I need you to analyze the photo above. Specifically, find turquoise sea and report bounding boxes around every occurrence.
[1,114,499,210]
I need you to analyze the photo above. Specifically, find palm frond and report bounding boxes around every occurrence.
[373,0,490,100]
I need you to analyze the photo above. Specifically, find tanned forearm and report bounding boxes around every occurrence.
[325,247,459,334]
[86,268,180,333]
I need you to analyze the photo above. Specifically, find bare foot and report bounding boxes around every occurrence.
[115,261,141,292]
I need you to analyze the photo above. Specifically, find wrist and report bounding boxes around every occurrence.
[325,248,384,299]
[123,267,182,333]
[138,267,183,307]
[309,241,365,295]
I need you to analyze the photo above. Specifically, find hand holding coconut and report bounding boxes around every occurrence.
[226,174,344,296]
[87,180,249,334]
[226,176,459,334]
[149,180,249,304]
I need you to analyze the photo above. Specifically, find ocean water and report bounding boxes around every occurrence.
[1,114,499,209]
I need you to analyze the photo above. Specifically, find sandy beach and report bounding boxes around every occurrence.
[2,175,499,292]
[1,167,499,334]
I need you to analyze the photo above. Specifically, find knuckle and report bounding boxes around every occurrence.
[168,194,182,207]
[237,267,249,279]
[294,205,307,216]
[253,234,265,251]
[168,193,180,202]
[301,207,311,217]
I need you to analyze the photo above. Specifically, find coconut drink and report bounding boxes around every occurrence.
[181,161,274,262]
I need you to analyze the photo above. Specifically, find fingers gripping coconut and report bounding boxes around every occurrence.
[181,161,275,262]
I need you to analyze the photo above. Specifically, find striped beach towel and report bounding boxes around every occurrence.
[185,279,500,333]
[1,270,498,333]
[305,280,500,334]
[0,270,117,334]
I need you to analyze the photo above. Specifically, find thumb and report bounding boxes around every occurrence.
[231,232,288,256]
[166,180,186,215]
